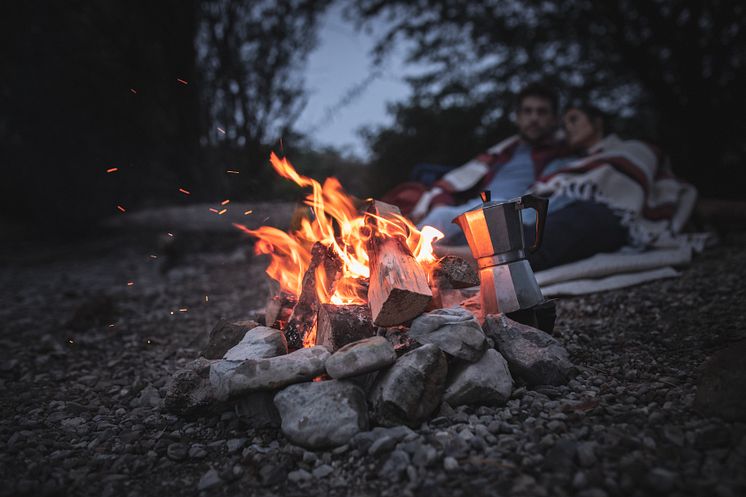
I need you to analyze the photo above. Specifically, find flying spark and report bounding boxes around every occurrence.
[177,78,188,85]
[209,208,219,213]
[127,281,134,286]
[217,127,226,134]
[106,167,118,173]
[178,188,191,195]
[221,199,230,205]
[116,205,126,213]
[130,88,137,94]
[218,209,227,215]
[244,210,253,215]
[226,170,240,174]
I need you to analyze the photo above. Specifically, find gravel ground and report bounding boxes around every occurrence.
[1,212,745,497]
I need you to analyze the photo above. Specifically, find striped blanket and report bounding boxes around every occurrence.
[530,134,698,248]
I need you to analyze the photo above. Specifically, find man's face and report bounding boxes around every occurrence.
[516,96,557,144]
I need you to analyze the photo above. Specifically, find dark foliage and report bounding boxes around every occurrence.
[353,0,746,197]
[0,1,331,233]
[197,0,332,200]
[361,100,514,193]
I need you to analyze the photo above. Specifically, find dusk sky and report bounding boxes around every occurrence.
[296,4,413,159]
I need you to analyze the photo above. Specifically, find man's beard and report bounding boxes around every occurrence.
[519,126,554,145]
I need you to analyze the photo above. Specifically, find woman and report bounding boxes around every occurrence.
[437,104,697,272]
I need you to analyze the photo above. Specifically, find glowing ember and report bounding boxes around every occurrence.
[235,152,443,306]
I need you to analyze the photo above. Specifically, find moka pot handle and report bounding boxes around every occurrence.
[519,194,548,254]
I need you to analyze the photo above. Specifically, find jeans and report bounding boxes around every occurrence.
[524,200,628,272]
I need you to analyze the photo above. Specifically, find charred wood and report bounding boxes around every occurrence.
[316,304,376,352]
[284,242,342,349]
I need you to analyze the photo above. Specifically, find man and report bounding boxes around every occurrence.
[411,82,569,242]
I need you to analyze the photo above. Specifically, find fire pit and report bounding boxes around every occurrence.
[164,153,576,449]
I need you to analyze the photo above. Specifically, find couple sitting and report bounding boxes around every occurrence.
[386,83,697,271]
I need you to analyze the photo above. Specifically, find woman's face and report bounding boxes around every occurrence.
[563,108,601,150]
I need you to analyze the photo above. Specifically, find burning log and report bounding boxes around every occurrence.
[284,242,343,349]
[264,291,297,329]
[430,255,480,309]
[316,304,376,352]
[432,255,479,289]
[365,201,432,327]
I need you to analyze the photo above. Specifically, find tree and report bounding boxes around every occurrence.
[352,0,746,196]
[197,0,332,199]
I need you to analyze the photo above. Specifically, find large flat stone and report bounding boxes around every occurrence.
[223,326,287,360]
[483,314,575,386]
[274,380,368,449]
[408,308,487,362]
[444,349,513,406]
[325,336,397,379]
[210,346,330,400]
[202,319,259,359]
[369,343,447,427]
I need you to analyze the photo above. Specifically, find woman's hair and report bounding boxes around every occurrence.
[564,102,609,135]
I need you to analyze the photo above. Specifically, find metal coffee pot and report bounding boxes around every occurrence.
[453,191,548,314]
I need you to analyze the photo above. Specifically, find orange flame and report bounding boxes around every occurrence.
[236,152,443,306]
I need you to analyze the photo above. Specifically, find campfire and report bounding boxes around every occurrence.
[165,152,575,450]
[234,152,445,351]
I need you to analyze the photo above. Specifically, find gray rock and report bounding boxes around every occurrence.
[166,442,187,460]
[164,358,219,416]
[694,341,746,421]
[197,468,222,490]
[368,435,397,456]
[137,385,162,409]
[576,441,597,468]
[369,344,448,427]
[379,450,410,481]
[188,444,207,459]
[210,346,330,400]
[226,438,246,453]
[312,464,333,479]
[223,326,287,360]
[444,349,513,406]
[647,467,676,493]
[409,308,487,362]
[325,336,397,379]
[288,469,312,483]
[483,314,575,386]
[202,319,259,359]
[412,444,437,467]
[274,380,368,449]
[233,391,281,428]
[443,456,459,471]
